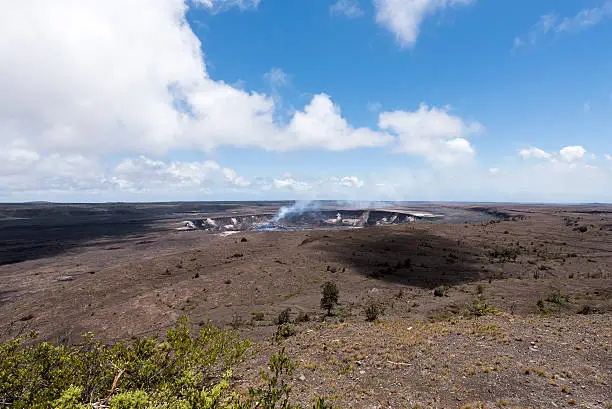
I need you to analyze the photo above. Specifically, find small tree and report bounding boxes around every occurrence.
[320,281,339,316]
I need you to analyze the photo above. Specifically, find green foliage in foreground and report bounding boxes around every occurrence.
[0,318,334,409]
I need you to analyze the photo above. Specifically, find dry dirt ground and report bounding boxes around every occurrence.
[1,204,611,408]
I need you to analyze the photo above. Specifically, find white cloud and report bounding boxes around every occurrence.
[0,0,396,158]
[518,2,612,46]
[519,145,587,163]
[559,145,586,163]
[519,147,552,160]
[266,174,366,194]
[367,101,383,112]
[331,176,365,188]
[272,175,312,192]
[513,36,523,49]
[538,13,558,33]
[583,101,591,113]
[331,0,364,18]
[374,0,474,47]
[378,103,482,165]
[555,1,612,32]
[488,167,499,174]
[286,94,393,151]
[114,156,250,192]
[605,154,612,161]
[264,67,289,89]
[196,0,260,13]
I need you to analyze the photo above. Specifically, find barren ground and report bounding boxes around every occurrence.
[1,204,610,408]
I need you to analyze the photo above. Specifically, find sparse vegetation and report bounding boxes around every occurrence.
[465,301,498,317]
[251,311,265,321]
[577,304,596,315]
[274,324,296,341]
[545,291,569,305]
[434,283,451,297]
[231,312,243,328]
[294,311,310,323]
[276,307,291,325]
[488,246,520,263]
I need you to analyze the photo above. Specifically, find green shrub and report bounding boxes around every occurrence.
[465,302,498,317]
[0,318,253,408]
[363,300,383,322]
[0,318,334,408]
[274,325,296,341]
[251,312,265,322]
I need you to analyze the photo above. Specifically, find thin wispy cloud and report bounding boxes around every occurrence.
[515,1,612,47]
[374,0,475,48]
[330,0,364,18]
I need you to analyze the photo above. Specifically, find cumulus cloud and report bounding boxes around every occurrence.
[559,146,586,163]
[374,0,474,47]
[271,175,312,192]
[520,145,587,163]
[113,156,252,192]
[286,94,393,151]
[519,147,552,160]
[605,154,612,161]
[378,104,482,165]
[331,0,364,18]
[0,0,393,158]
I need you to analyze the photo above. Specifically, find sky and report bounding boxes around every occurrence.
[1,0,611,203]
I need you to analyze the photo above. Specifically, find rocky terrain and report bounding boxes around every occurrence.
[0,203,610,408]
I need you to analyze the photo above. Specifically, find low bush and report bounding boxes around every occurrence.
[363,300,384,322]
[251,311,265,321]
[294,311,310,323]
[488,246,520,263]
[465,301,498,317]
[274,325,296,341]
[0,318,331,409]
[545,292,569,305]
[434,284,451,297]
[577,304,596,315]
[276,308,291,325]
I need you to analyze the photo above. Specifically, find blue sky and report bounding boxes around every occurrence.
[1,0,611,202]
